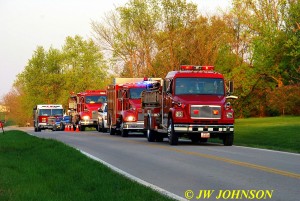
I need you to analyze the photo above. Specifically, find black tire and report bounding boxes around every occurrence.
[223,133,234,146]
[168,117,178,145]
[109,121,115,135]
[120,122,128,137]
[121,129,128,137]
[97,122,101,132]
[147,116,155,142]
[80,125,85,131]
[60,123,65,131]
[156,136,164,142]
[102,122,107,132]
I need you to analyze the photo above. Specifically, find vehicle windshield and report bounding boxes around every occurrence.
[39,109,63,116]
[175,78,224,95]
[129,87,146,99]
[85,95,107,104]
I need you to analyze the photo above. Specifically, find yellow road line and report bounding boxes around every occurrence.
[152,144,300,180]
[88,133,300,179]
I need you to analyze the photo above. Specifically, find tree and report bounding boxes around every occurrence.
[61,35,108,97]
[11,35,109,125]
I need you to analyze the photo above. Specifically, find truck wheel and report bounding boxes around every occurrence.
[102,122,107,132]
[223,133,234,146]
[168,117,178,145]
[121,129,128,137]
[156,136,164,142]
[109,125,115,135]
[80,125,85,131]
[120,122,128,137]
[97,122,101,132]
[60,123,65,131]
[147,116,155,142]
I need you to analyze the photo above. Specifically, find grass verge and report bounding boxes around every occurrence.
[210,116,300,153]
[0,130,174,201]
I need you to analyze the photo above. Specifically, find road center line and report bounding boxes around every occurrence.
[81,133,300,180]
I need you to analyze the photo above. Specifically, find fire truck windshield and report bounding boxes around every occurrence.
[130,88,146,99]
[85,96,107,104]
[175,78,224,95]
[38,109,63,116]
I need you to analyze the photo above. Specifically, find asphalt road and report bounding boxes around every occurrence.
[13,127,300,201]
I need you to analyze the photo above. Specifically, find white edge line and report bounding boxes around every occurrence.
[80,150,187,201]
[233,145,300,156]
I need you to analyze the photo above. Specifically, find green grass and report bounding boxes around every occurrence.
[0,131,174,201]
[1,117,299,200]
[209,116,300,153]
[234,116,300,153]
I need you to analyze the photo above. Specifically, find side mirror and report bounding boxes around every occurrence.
[229,81,234,94]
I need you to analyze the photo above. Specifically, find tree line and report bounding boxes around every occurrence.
[2,0,300,125]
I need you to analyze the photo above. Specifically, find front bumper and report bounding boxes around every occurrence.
[174,124,234,133]
[123,121,144,130]
[38,123,54,129]
[80,119,98,126]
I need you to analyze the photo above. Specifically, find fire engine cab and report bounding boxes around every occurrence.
[107,78,161,137]
[68,90,107,131]
[33,104,64,132]
[141,65,237,146]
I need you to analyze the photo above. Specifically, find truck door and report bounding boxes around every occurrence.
[164,79,173,123]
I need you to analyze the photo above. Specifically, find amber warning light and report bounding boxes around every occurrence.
[181,65,214,71]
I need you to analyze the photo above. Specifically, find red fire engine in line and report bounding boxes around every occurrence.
[68,90,107,131]
[107,78,161,137]
[141,65,237,146]
[33,104,64,132]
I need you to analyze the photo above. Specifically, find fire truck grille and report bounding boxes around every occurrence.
[190,105,221,119]
[138,112,144,121]
[92,111,98,119]
[48,117,56,124]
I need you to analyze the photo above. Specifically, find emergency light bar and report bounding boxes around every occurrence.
[180,65,214,71]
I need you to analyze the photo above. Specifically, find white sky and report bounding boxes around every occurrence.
[0,0,231,98]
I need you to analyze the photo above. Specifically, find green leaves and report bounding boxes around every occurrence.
[12,35,108,122]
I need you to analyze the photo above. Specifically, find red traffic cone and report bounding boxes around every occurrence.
[76,125,80,132]
[65,124,69,132]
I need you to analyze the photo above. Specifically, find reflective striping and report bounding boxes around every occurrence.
[176,124,234,133]
[174,127,188,132]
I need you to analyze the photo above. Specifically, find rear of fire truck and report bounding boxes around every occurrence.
[107,78,160,137]
[142,65,237,145]
[33,104,64,132]
[68,90,107,131]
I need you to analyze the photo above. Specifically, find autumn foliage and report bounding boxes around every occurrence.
[2,0,300,125]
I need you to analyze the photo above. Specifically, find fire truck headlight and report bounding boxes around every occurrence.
[175,111,183,118]
[83,116,90,120]
[226,112,233,118]
[126,116,135,122]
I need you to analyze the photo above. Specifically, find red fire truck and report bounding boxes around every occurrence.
[33,104,64,132]
[141,65,237,146]
[107,78,161,137]
[68,90,107,131]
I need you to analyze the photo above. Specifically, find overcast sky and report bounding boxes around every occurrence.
[0,0,231,98]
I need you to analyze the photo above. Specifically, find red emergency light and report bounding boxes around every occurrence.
[180,65,214,71]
